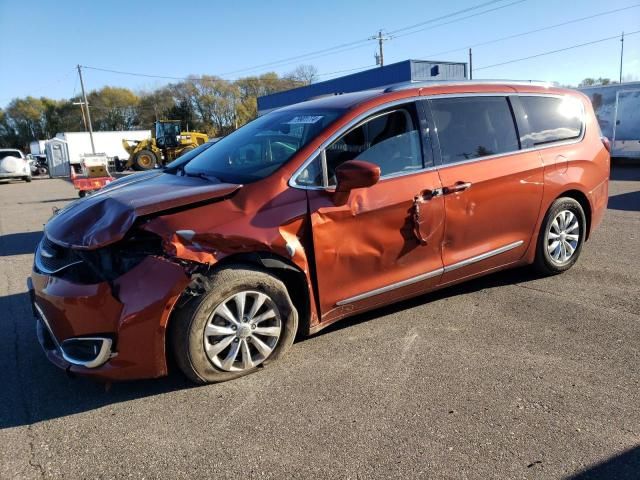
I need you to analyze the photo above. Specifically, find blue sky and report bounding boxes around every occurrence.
[1,0,639,107]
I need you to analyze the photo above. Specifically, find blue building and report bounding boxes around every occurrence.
[257,59,467,114]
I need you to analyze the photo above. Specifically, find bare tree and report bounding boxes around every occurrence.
[287,64,318,85]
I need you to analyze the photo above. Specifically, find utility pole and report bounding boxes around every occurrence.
[77,64,95,154]
[468,48,473,80]
[370,30,391,67]
[619,31,625,83]
[72,101,88,130]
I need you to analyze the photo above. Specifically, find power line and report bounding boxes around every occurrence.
[392,0,526,40]
[316,64,377,78]
[425,3,640,58]
[388,0,510,34]
[475,29,640,71]
[0,69,76,105]
[218,0,526,75]
[82,65,194,82]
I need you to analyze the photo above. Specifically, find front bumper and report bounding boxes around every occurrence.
[33,299,115,370]
[29,255,190,381]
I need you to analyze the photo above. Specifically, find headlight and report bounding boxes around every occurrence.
[78,230,164,282]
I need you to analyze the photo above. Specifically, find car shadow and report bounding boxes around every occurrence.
[566,445,640,479]
[308,266,543,339]
[1,265,541,429]
[0,292,194,430]
[0,231,43,256]
[18,197,77,205]
[608,191,640,212]
[610,162,640,181]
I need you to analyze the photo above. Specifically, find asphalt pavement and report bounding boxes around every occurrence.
[1,165,638,479]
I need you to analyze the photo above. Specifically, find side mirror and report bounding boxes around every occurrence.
[335,160,380,193]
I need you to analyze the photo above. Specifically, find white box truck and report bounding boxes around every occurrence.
[579,82,640,159]
[54,130,151,165]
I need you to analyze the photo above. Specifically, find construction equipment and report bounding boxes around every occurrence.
[122,121,208,170]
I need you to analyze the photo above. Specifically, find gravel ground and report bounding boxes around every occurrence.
[1,165,638,479]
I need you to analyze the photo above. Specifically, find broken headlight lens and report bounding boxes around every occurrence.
[78,230,164,282]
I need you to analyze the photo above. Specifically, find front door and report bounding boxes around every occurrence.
[426,95,544,283]
[303,102,445,322]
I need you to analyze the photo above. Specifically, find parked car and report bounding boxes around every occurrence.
[0,148,32,182]
[27,154,49,176]
[29,82,610,384]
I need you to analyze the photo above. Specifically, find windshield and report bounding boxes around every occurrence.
[184,108,344,183]
[164,141,217,171]
[0,150,22,160]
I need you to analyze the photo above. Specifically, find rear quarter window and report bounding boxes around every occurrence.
[519,96,584,147]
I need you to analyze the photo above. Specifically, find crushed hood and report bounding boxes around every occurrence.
[45,172,241,249]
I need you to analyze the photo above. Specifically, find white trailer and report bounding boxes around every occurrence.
[29,140,47,155]
[579,82,640,159]
[54,130,151,164]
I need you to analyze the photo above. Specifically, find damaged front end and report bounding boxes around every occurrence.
[31,170,318,380]
[32,232,191,380]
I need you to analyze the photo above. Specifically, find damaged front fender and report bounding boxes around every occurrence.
[141,186,320,328]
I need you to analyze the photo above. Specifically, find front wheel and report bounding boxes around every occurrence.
[171,265,298,384]
[534,197,586,275]
[132,150,156,170]
[23,176,32,183]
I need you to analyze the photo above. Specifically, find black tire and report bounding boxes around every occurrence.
[178,146,195,157]
[78,190,86,198]
[132,150,157,171]
[171,265,298,384]
[23,176,32,183]
[534,197,586,275]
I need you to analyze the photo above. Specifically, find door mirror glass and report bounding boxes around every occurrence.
[335,160,380,192]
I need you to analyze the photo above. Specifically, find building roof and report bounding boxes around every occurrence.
[258,59,467,113]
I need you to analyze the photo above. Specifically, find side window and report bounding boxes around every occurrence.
[325,104,423,185]
[431,97,519,164]
[295,153,324,187]
[519,96,583,146]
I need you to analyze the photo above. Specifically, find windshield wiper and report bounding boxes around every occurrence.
[185,171,221,182]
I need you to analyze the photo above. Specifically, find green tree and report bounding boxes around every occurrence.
[88,87,140,131]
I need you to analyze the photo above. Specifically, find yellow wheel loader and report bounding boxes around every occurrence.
[122,121,208,170]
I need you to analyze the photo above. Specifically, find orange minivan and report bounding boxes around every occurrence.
[29,82,610,383]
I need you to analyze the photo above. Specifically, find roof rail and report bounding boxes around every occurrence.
[384,79,555,93]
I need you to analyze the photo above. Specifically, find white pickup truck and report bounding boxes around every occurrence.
[0,149,32,182]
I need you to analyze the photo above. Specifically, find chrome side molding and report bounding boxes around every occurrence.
[336,268,443,306]
[443,240,524,273]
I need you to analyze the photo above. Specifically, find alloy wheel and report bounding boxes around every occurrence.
[547,209,580,264]
[203,291,281,372]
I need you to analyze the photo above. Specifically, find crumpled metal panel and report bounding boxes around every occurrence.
[141,182,321,325]
[44,172,240,249]
[307,169,445,322]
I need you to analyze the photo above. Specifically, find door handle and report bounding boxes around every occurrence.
[416,187,443,201]
[443,181,472,194]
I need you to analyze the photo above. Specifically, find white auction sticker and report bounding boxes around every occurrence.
[286,115,324,124]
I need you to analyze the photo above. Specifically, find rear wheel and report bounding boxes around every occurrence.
[171,265,298,384]
[534,197,586,275]
[23,176,32,183]
[133,150,156,170]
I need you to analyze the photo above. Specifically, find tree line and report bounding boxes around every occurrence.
[0,65,318,151]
